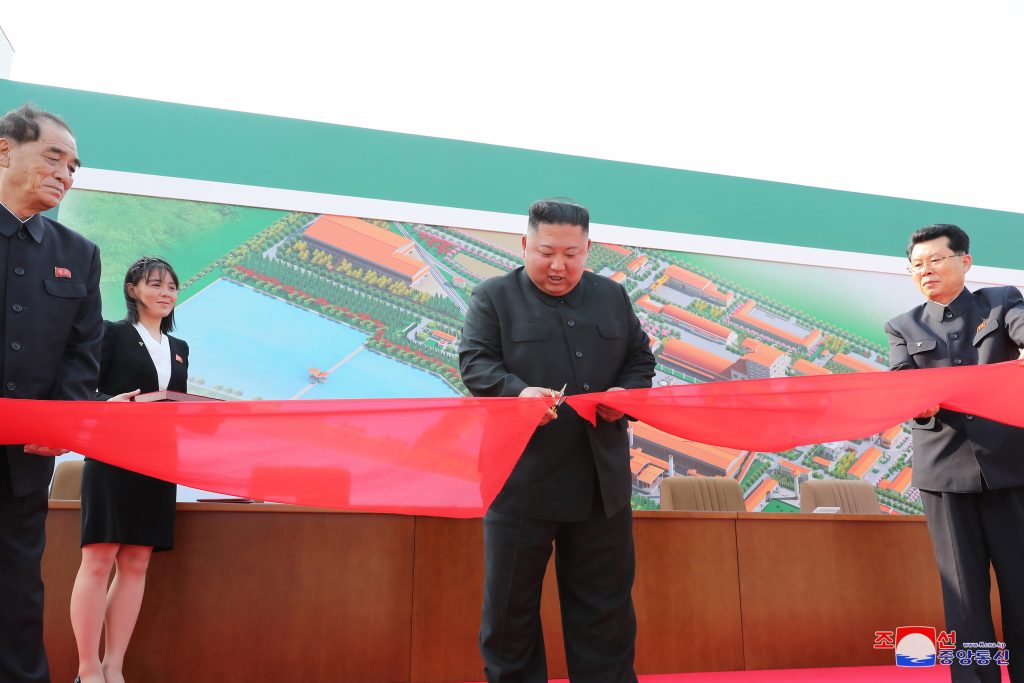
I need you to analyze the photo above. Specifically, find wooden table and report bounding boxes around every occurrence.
[41,504,970,683]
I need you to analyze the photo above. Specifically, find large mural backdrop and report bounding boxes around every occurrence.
[61,189,975,514]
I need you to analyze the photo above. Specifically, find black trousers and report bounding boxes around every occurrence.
[0,461,50,683]
[921,485,1024,683]
[480,504,637,683]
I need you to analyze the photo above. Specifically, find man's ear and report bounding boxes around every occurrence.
[0,137,11,169]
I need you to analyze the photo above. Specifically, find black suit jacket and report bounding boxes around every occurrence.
[459,268,656,521]
[97,320,189,398]
[886,286,1024,492]
[1,208,103,496]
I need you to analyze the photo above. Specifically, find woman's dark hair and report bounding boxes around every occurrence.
[907,224,970,257]
[123,256,179,334]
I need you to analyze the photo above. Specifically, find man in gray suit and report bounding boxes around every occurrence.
[459,199,655,683]
[886,224,1024,683]
[1,104,102,683]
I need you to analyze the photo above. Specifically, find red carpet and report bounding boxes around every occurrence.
[470,665,1011,681]
[634,665,1008,681]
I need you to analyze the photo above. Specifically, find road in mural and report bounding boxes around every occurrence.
[59,189,941,514]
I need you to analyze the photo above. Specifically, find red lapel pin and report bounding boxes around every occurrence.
[54,267,72,278]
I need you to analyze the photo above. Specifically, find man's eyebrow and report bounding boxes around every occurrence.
[46,144,81,169]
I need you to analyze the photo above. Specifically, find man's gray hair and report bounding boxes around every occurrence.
[0,103,73,144]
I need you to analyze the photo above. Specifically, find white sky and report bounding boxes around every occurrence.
[3,0,1023,213]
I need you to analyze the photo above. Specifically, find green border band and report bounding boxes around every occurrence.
[2,79,1021,267]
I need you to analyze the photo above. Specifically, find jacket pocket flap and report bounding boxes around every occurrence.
[907,339,937,354]
[43,279,87,299]
[973,317,1000,345]
[510,323,550,342]
[598,322,624,338]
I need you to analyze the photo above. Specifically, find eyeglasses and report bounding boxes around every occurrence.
[906,253,964,275]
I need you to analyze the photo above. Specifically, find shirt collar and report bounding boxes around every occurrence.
[924,287,973,322]
[518,267,586,307]
[0,202,44,242]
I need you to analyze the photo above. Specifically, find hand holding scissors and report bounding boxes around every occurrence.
[519,383,567,426]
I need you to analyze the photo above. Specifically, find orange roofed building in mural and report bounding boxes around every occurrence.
[659,336,794,382]
[791,358,831,376]
[629,449,668,494]
[832,352,884,374]
[878,424,906,449]
[890,467,914,496]
[303,215,430,286]
[745,478,779,512]
[734,338,789,379]
[661,305,736,345]
[635,294,663,314]
[731,299,822,353]
[627,255,648,272]
[848,446,883,480]
[662,265,734,307]
[602,243,632,257]
[630,420,747,478]
[658,338,734,382]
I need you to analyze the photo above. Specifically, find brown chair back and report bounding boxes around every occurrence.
[799,478,881,514]
[49,460,85,501]
[659,476,745,512]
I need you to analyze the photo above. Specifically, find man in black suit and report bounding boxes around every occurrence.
[886,224,1024,683]
[459,199,656,683]
[0,104,102,683]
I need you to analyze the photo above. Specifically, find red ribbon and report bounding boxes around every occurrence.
[2,362,1021,516]
[566,361,1024,450]
[0,396,549,517]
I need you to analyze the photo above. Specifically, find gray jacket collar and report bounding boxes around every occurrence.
[924,287,973,322]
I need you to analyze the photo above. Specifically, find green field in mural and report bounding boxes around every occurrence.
[58,191,288,319]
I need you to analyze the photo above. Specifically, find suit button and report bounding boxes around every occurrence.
[10,342,21,351]
[575,351,583,358]
[5,382,15,391]
[944,311,953,319]
[16,231,27,241]
[965,415,974,421]
[953,357,962,365]
[12,304,23,312]
[14,267,25,276]
[567,320,575,327]
[582,383,591,391]
[948,333,958,339]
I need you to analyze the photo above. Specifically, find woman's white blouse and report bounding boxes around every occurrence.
[133,322,172,391]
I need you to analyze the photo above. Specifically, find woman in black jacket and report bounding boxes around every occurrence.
[69,257,189,683]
